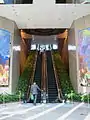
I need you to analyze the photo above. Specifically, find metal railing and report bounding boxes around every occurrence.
[72,0,90,3]
[41,52,48,92]
[51,51,64,101]
[45,52,48,99]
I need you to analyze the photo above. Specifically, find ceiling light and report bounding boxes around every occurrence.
[58,18,61,20]
[72,12,76,15]
[13,46,21,51]
[68,45,76,51]
[32,35,34,40]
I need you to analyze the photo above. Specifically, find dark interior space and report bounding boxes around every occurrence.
[22,0,33,4]
[56,0,66,3]
[22,29,66,35]
[22,0,66,4]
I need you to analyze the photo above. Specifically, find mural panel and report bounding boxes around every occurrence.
[0,29,10,86]
[78,28,90,86]
[3,0,13,4]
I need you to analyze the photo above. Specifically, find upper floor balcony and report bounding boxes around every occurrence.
[72,0,90,3]
[0,0,90,4]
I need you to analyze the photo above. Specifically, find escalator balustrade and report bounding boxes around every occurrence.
[46,51,58,103]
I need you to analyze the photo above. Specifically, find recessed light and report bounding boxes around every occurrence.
[13,9,15,11]
[72,12,76,14]
[12,5,14,7]
[58,18,61,20]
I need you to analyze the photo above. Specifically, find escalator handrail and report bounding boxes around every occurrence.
[41,52,44,90]
[45,52,48,96]
[51,51,64,100]
[41,52,48,94]
[31,51,38,84]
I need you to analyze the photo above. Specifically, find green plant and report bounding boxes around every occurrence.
[16,51,36,96]
[53,51,73,96]
[0,94,19,103]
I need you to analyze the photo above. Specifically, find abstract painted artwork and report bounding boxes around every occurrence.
[3,0,13,4]
[78,28,90,86]
[0,29,10,86]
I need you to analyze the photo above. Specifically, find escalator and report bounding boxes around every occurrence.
[46,51,58,103]
[34,52,42,103]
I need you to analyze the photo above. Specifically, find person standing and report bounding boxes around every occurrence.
[30,82,41,105]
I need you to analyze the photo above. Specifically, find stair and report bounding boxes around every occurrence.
[34,52,42,103]
[46,51,58,103]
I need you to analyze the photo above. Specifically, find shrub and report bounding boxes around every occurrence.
[0,94,19,103]
[16,51,36,96]
[53,51,73,96]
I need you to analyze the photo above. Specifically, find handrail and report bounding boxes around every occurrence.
[27,51,38,99]
[51,51,64,101]
[41,52,44,90]
[31,51,38,84]
[45,52,48,97]
[41,52,47,91]
[44,52,47,91]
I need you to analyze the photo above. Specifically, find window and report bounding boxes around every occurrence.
[56,0,66,4]
[22,0,33,4]
[0,0,4,3]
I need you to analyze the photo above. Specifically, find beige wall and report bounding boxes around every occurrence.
[11,24,21,93]
[68,22,78,92]
[0,16,21,94]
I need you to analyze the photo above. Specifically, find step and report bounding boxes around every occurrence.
[48,87,57,89]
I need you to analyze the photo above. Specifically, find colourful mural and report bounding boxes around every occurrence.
[3,0,13,4]
[78,28,90,86]
[0,29,10,86]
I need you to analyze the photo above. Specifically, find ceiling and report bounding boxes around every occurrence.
[0,3,90,28]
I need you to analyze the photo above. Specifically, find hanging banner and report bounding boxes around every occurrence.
[0,29,10,86]
[78,28,90,86]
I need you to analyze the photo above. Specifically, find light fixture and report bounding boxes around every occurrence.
[13,45,21,51]
[31,44,36,50]
[53,44,58,50]
[68,45,76,51]
[32,35,34,40]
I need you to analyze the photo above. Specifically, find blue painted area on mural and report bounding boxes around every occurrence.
[0,29,10,64]
[4,0,13,4]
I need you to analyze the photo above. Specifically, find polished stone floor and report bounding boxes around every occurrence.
[0,102,90,120]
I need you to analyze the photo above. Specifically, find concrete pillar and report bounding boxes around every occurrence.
[0,16,21,94]
[68,14,90,94]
